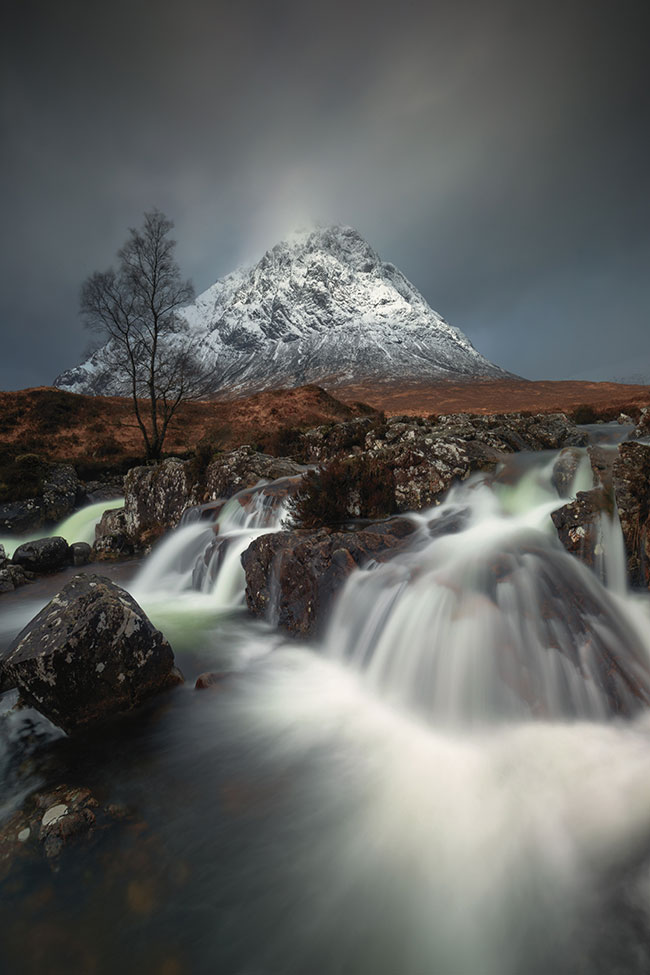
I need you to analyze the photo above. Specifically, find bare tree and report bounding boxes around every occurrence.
[81,210,208,461]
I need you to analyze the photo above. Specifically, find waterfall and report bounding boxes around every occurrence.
[323,450,650,725]
[0,499,123,558]
[131,477,298,610]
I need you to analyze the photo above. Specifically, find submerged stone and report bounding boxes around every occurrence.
[0,574,183,733]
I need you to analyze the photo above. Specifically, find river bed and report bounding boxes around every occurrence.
[2,436,650,974]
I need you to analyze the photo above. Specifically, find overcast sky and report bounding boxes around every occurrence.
[2,0,649,390]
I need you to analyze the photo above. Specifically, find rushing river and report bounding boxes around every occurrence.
[3,431,650,974]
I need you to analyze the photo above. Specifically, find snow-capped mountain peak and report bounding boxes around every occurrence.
[55,224,509,395]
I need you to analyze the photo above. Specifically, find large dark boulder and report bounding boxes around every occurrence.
[11,536,70,574]
[242,519,416,638]
[0,574,183,733]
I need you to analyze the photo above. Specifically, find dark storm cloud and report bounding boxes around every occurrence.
[2,0,649,388]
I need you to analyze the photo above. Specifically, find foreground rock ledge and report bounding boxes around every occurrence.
[243,519,416,638]
[0,574,183,733]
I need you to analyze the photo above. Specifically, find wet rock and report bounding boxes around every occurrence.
[93,507,133,559]
[243,518,416,637]
[0,574,183,733]
[551,488,610,568]
[70,541,92,566]
[0,783,126,880]
[612,442,650,587]
[0,563,32,593]
[551,447,587,496]
[11,536,70,574]
[195,671,229,690]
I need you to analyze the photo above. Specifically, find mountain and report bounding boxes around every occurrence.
[54,225,510,396]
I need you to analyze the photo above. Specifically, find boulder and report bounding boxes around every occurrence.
[70,541,92,566]
[123,459,191,544]
[93,508,133,559]
[550,489,610,569]
[0,574,183,733]
[204,447,303,500]
[242,518,416,637]
[41,464,83,522]
[11,536,70,574]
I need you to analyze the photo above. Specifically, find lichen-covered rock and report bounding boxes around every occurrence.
[124,459,191,543]
[93,507,133,559]
[551,489,610,568]
[204,447,303,500]
[630,406,650,441]
[11,536,70,574]
[0,562,32,593]
[0,574,183,733]
[242,519,416,637]
[41,464,83,522]
[384,438,502,511]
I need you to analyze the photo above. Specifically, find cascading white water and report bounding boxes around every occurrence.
[324,451,650,724]
[131,478,297,611]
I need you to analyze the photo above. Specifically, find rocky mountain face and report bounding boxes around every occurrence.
[54,225,509,396]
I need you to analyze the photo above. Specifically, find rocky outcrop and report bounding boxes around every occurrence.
[0,559,33,593]
[550,489,610,568]
[203,447,304,500]
[612,442,650,587]
[0,498,46,534]
[630,406,650,440]
[242,519,416,638]
[11,536,70,574]
[0,464,83,534]
[123,459,192,544]
[93,508,134,559]
[551,441,650,589]
[0,574,183,733]
[120,450,304,550]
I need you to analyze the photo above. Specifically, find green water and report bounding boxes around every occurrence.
[1,500,123,557]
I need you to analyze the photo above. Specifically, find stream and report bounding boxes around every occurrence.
[2,428,650,974]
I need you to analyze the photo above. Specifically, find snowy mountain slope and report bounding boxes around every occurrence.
[54,225,510,396]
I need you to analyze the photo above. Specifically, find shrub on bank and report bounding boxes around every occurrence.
[0,451,49,502]
[287,454,396,529]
